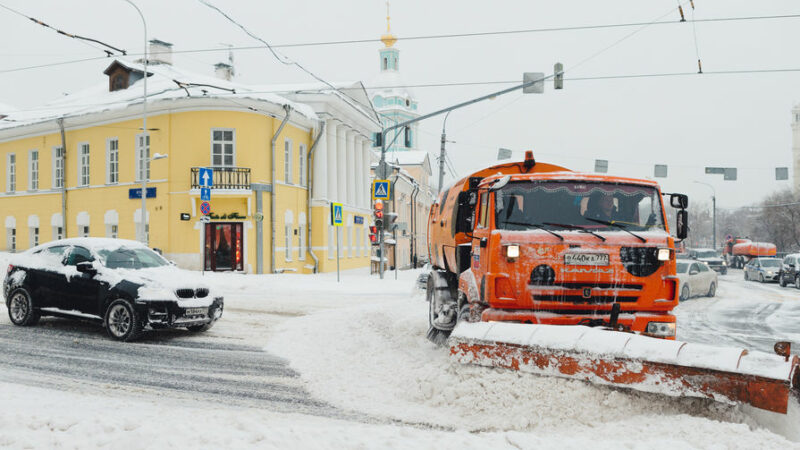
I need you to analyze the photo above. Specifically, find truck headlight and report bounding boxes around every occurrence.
[506,245,520,259]
[657,248,671,261]
[646,321,676,338]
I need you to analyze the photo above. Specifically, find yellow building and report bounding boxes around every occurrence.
[0,41,379,273]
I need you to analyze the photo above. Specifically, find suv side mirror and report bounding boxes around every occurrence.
[76,261,97,276]
[675,209,688,240]
[670,194,689,209]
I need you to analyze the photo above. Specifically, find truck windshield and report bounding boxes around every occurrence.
[495,181,666,232]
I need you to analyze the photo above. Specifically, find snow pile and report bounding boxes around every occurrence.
[267,288,800,445]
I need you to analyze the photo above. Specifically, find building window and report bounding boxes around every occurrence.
[78,143,90,186]
[6,153,15,193]
[107,138,119,184]
[30,227,39,247]
[383,57,388,70]
[28,150,38,191]
[284,139,292,184]
[53,226,63,240]
[106,224,118,238]
[53,147,64,189]
[136,134,150,181]
[80,226,89,238]
[284,225,292,261]
[298,224,306,261]
[298,144,306,187]
[211,129,234,167]
[7,228,16,252]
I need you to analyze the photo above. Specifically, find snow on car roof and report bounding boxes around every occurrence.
[31,237,148,253]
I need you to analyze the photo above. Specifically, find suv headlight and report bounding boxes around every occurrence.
[646,322,676,338]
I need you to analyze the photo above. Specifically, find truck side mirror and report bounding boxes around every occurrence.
[670,194,689,209]
[676,209,688,240]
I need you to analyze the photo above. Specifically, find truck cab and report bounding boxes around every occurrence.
[426,153,688,342]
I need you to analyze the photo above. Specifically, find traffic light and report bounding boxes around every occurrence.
[369,226,378,245]
[385,212,399,231]
[373,199,384,229]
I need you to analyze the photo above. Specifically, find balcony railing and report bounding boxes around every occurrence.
[191,167,251,190]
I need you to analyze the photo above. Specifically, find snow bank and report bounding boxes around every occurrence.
[267,291,800,446]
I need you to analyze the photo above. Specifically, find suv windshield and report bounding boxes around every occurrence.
[495,181,666,232]
[760,259,781,268]
[97,247,168,269]
[695,250,718,258]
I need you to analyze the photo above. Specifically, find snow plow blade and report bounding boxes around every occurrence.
[449,322,800,414]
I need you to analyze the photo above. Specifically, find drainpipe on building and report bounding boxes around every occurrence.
[306,120,326,273]
[57,118,67,238]
[271,105,292,274]
[410,182,419,268]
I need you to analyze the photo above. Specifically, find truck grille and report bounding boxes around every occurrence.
[532,294,638,303]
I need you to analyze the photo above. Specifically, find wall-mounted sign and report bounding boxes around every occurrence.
[200,201,211,215]
[354,215,364,225]
[208,212,246,220]
[200,187,211,201]
[253,212,264,222]
[180,213,191,221]
[129,187,156,199]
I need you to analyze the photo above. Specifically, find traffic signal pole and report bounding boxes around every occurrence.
[376,71,558,279]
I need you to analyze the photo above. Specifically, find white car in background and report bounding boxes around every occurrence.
[676,260,718,301]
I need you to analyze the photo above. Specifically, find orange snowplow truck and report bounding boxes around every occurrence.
[427,152,799,414]
[426,152,688,343]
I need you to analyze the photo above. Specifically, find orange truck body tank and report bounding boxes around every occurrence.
[731,240,777,257]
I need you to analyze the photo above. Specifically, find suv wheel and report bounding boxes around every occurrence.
[780,275,787,287]
[707,282,716,297]
[796,275,800,290]
[104,299,143,342]
[759,273,765,283]
[680,285,690,301]
[7,288,40,326]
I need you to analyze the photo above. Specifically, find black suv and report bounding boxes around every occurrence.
[4,238,223,341]
[779,253,800,289]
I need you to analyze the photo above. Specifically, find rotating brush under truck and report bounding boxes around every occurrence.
[426,152,799,414]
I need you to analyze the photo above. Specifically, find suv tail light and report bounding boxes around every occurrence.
[6,264,13,274]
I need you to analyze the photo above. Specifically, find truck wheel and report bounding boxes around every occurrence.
[680,285,690,301]
[104,299,143,342]
[7,288,40,326]
[426,272,456,346]
[707,282,716,297]
[457,304,471,324]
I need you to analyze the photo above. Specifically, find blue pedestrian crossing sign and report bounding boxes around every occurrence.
[372,180,390,200]
[331,203,344,227]
[199,167,213,187]
[200,187,211,201]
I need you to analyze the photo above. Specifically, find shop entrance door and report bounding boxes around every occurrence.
[204,222,244,271]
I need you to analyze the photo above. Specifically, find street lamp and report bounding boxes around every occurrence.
[122,0,151,244]
[140,152,167,244]
[693,180,716,249]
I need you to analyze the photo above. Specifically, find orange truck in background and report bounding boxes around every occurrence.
[722,237,777,269]
[425,152,689,343]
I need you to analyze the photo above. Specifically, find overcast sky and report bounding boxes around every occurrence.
[2,0,799,209]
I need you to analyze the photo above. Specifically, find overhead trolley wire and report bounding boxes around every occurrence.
[3,12,800,74]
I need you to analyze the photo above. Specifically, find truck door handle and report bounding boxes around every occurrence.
[480,238,488,248]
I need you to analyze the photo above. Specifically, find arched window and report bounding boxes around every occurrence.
[383,57,388,70]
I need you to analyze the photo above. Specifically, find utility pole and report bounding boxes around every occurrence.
[438,111,453,193]
[694,180,716,249]
[376,71,556,278]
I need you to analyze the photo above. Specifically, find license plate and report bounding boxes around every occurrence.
[564,253,609,266]
[184,307,207,316]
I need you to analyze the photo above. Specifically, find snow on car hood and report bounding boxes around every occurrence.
[95,265,219,306]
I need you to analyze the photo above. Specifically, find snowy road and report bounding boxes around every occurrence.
[675,268,800,353]
[0,264,799,448]
[0,307,362,420]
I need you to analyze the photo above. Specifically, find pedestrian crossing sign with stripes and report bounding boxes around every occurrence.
[372,180,390,200]
[331,203,344,227]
